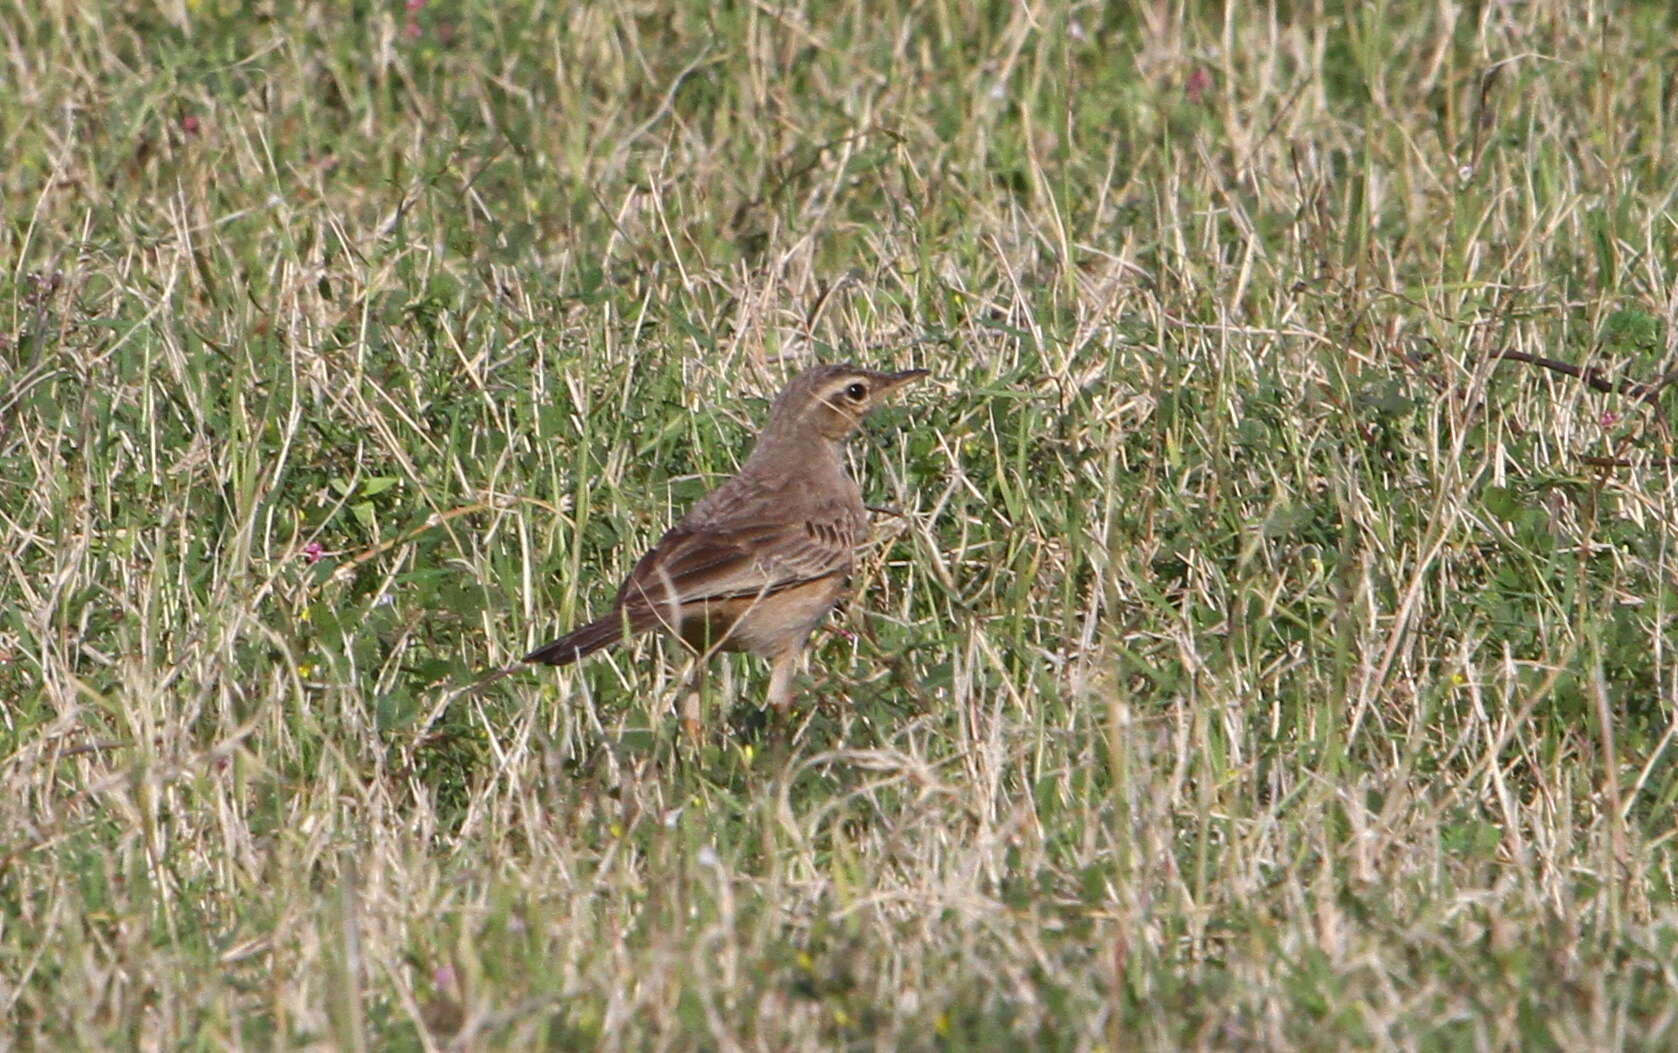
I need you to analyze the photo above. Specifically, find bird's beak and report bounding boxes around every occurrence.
[878,368,930,394]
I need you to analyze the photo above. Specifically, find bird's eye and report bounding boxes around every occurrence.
[844,382,868,401]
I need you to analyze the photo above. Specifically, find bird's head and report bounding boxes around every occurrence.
[763,364,930,444]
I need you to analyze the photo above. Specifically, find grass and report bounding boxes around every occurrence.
[4,0,1678,1047]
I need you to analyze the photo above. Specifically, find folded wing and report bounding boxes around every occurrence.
[620,505,863,617]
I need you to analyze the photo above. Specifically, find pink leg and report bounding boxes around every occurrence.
[765,651,799,714]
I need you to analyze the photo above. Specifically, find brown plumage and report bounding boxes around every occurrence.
[525,364,927,715]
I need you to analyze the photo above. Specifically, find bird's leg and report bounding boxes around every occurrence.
[765,650,799,716]
[680,656,706,744]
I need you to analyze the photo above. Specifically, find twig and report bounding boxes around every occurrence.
[1494,349,1678,404]
[1576,455,1678,469]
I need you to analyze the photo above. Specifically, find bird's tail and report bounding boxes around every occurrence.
[523,614,634,666]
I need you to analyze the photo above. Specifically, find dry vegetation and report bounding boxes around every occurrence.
[4,0,1678,1048]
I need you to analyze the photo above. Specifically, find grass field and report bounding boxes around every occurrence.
[6,0,1678,1048]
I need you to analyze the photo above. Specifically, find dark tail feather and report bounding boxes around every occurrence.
[523,614,633,666]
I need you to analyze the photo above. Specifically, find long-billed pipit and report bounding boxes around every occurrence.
[525,364,927,720]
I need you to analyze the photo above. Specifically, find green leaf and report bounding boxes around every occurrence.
[1262,503,1315,539]
[1483,485,1522,522]
[1602,307,1662,352]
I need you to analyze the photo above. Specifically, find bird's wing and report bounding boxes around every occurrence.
[615,504,863,615]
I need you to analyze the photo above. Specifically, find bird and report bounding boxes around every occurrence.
[524,363,927,723]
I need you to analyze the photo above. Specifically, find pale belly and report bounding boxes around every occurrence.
[674,573,849,657]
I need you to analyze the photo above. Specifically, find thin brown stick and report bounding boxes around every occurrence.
[1494,349,1678,404]
[1576,455,1678,469]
